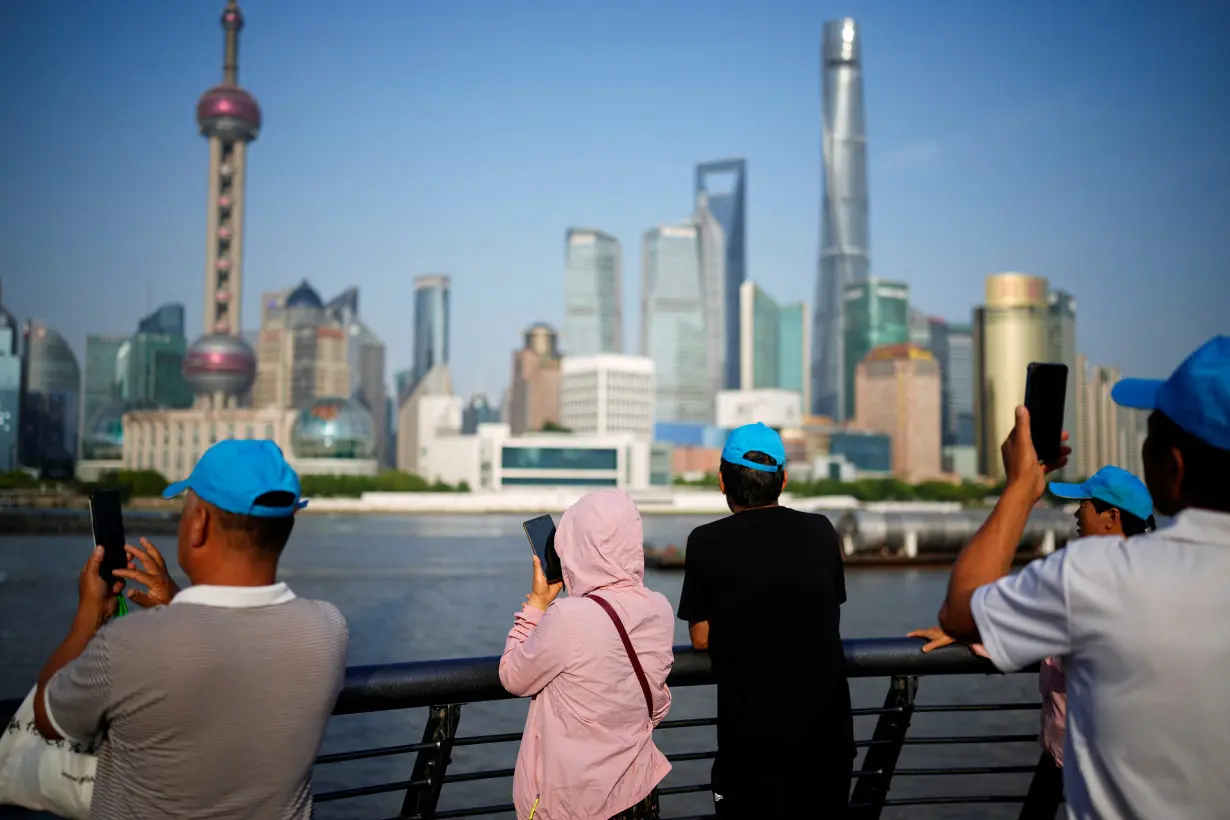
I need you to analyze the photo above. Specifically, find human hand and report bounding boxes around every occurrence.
[77,546,124,628]
[1001,406,1071,500]
[113,538,181,608]
[525,555,564,613]
[907,626,958,653]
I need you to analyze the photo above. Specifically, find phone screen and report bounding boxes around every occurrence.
[522,515,564,585]
[1024,362,1069,465]
[90,490,128,585]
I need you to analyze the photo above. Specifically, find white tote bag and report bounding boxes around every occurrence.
[0,686,96,819]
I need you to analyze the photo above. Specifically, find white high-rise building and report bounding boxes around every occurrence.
[560,355,655,438]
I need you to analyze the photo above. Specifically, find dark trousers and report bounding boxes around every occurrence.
[1018,750,1065,820]
[712,749,852,819]
[608,789,660,820]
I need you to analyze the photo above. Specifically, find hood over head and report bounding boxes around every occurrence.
[555,489,645,598]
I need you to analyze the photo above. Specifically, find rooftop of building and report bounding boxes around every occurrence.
[864,343,936,363]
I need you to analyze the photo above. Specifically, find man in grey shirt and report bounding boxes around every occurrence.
[33,439,349,819]
[939,336,1230,819]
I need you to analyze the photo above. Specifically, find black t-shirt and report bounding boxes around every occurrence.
[677,505,852,757]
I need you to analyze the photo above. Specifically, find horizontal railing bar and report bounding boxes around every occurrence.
[893,765,1040,776]
[430,802,516,818]
[442,768,515,784]
[657,717,718,729]
[903,733,1038,745]
[313,779,413,802]
[315,741,434,764]
[453,732,523,747]
[883,794,1029,806]
[913,702,1041,713]
[664,750,716,763]
[322,639,1014,716]
[657,782,715,797]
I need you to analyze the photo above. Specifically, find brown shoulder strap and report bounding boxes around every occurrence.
[588,593,654,719]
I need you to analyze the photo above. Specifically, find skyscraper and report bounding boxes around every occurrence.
[19,320,81,477]
[812,18,870,421]
[695,159,746,389]
[1047,290,1078,479]
[693,193,727,400]
[326,287,389,464]
[563,228,622,357]
[0,282,21,472]
[138,303,185,338]
[842,279,908,420]
[738,282,780,389]
[184,0,260,408]
[413,275,450,392]
[642,222,711,423]
[855,344,942,482]
[973,273,1050,480]
[930,320,975,448]
[82,335,126,458]
[777,302,811,412]
[509,324,562,435]
[253,280,350,411]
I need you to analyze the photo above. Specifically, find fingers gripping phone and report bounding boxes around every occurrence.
[522,515,564,585]
[1024,362,1069,466]
[89,490,128,585]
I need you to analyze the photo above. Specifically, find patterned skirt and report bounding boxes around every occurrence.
[608,789,660,820]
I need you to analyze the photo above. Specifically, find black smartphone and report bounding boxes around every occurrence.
[89,490,128,585]
[1024,362,1069,465]
[522,514,564,585]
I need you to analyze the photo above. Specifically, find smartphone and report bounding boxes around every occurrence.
[522,515,564,585]
[1024,362,1069,465]
[89,490,128,585]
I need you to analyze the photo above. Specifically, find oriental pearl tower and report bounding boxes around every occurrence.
[182,0,261,408]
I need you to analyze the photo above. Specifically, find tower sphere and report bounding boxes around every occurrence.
[183,332,257,397]
[196,85,261,142]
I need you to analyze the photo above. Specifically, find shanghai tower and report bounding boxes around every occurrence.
[811,18,869,420]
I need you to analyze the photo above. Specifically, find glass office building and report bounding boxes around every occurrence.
[739,282,780,389]
[0,298,20,472]
[641,222,711,423]
[778,303,810,410]
[812,19,870,420]
[412,275,450,392]
[695,159,746,389]
[842,279,908,419]
[563,228,622,356]
[82,335,127,459]
[19,320,81,477]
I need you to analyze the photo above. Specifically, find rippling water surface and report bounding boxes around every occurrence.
[0,514,1047,819]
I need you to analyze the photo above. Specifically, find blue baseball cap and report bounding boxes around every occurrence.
[1111,335,1230,452]
[163,439,308,518]
[721,423,786,473]
[1049,465,1154,522]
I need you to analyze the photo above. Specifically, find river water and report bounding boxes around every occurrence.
[0,514,1048,819]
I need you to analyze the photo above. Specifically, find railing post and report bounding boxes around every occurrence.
[399,703,462,819]
[850,674,917,819]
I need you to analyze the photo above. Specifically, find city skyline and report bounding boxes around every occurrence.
[3,0,1228,401]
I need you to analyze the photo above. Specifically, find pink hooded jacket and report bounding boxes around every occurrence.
[971,645,1065,765]
[499,490,675,820]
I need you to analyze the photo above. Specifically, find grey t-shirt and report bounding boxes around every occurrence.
[45,584,348,820]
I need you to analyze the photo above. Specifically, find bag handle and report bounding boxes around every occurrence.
[587,594,654,719]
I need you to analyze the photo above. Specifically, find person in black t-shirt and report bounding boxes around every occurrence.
[677,422,853,818]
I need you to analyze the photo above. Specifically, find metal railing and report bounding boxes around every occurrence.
[2,638,1060,819]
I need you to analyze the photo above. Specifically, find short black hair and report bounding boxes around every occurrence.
[1090,497,1155,537]
[210,491,297,556]
[1150,411,1230,512]
[719,450,785,509]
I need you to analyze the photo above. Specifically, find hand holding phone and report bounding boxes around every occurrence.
[522,515,564,585]
[1024,362,1069,466]
[89,490,129,586]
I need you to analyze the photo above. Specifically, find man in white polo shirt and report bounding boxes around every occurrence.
[939,335,1230,819]
[32,440,349,819]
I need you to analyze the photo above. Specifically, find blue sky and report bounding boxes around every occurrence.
[2,0,1227,399]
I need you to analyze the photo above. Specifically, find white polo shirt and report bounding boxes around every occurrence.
[971,508,1230,819]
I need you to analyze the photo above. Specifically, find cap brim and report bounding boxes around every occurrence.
[1111,378,1163,410]
[1048,482,1091,500]
[162,480,189,500]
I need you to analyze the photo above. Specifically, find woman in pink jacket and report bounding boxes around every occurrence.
[499,490,675,820]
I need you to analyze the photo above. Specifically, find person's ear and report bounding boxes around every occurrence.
[1105,506,1120,532]
[187,501,209,550]
[717,471,726,495]
[782,469,789,494]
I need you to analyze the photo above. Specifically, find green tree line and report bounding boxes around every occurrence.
[0,470,469,500]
